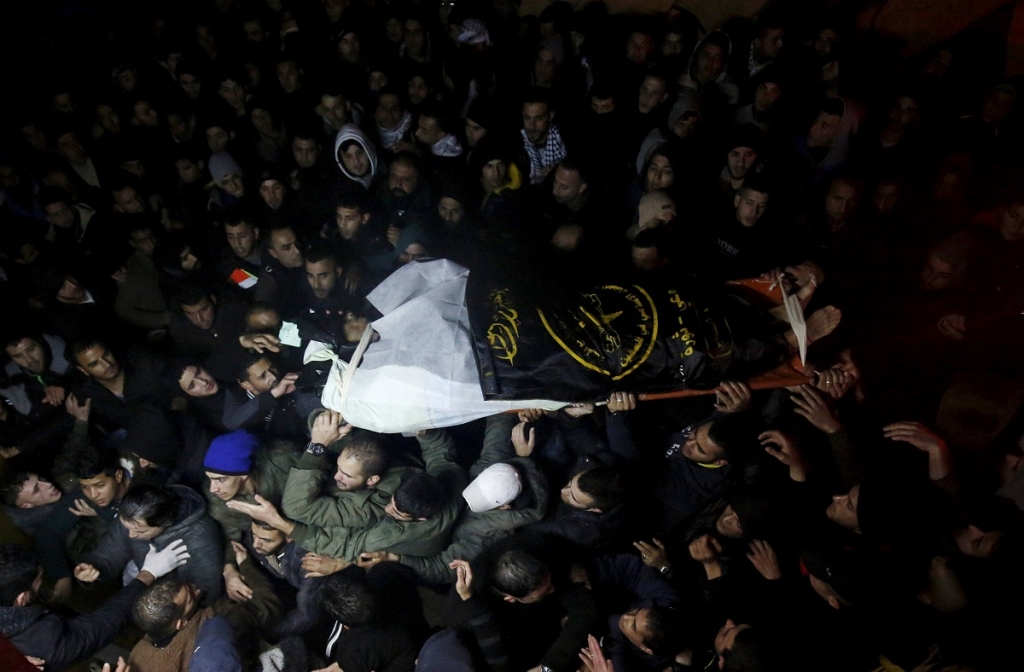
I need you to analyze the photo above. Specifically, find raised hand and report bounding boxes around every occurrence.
[224,567,253,602]
[714,381,752,413]
[606,392,637,413]
[43,385,67,406]
[789,385,842,434]
[759,430,808,482]
[450,559,474,600]
[141,539,190,578]
[239,333,281,353]
[579,634,614,672]
[64,393,91,422]
[511,421,536,457]
[882,422,946,453]
[270,372,299,398]
[688,534,722,564]
[74,563,100,583]
[746,540,782,580]
[69,499,98,517]
[633,538,670,571]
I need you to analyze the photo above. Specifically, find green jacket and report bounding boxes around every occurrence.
[292,428,467,561]
[281,449,412,530]
[205,445,297,565]
[400,414,549,584]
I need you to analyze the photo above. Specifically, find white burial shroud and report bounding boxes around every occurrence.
[307,259,566,433]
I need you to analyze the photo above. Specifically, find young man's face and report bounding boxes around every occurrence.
[276,62,300,93]
[407,76,431,105]
[335,450,372,491]
[206,472,248,501]
[680,423,726,464]
[179,365,219,397]
[437,197,464,225]
[176,158,203,185]
[268,228,304,268]
[206,126,231,153]
[696,43,726,84]
[522,102,551,144]
[464,118,487,147]
[645,156,674,192]
[291,138,320,168]
[480,159,508,192]
[414,115,444,147]
[219,78,247,110]
[560,472,597,510]
[121,517,165,540]
[225,222,258,259]
[638,76,668,115]
[320,95,348,129]
[181,295,216,330]
[259,180,286,210]
[57,276,86,303]
[219,174,245,199]
[15,475,61,509]
[375,94,403,130]
[715,505,744,539]
[79,470,123,508]
[807,112,842,148]
[727,146,758,180]
[306,259,341,298]
[179,73,202,100]
[243,357,279,395]
[335,207,368,241]
[618,607,655,654]
[6,338,49,374]
[734,190,769,227]
[130,228,157,257]
[753,82,781,113]
[114,187,146,215]
[339,144,370,177]
[824,182,858,223]
[626,31,654,64]
[825,484,860,532]
[75,345,121,382]
[251,523,288,555]
[385,495,416,521]
[552,167,586,205]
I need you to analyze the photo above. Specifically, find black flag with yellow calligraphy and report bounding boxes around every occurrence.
[467,275,789,402]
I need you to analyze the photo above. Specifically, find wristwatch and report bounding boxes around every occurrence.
[307,442,327,456]
[659,564,672,575]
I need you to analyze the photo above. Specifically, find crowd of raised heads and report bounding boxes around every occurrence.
[0,1,1023,671]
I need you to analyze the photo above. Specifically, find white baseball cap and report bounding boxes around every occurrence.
[462,463,522,513]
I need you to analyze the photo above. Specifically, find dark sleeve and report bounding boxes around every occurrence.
[82,523,133,583]
[552,412,612,462]
[184,521,227,604]
[34,498,81,581]
[826,429,865,492]
[270,575,325,640]
[539,584,600,672]
[589,554,679,607]
[189,617,243,672]
[604,412,643,464]
[18,411,74,454]
[442,590,510,672]
[45,578,149,671]
[222,390,276,431]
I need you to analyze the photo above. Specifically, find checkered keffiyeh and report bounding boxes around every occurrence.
[521,124,567,184]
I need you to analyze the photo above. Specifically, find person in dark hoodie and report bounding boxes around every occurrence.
[678,30,740,124]
[75,484,225,604]
[0,540,189,670]
[253,222,308,321]
[0,330,75,468]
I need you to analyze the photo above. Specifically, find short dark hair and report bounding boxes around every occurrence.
[119,485,179,529]
[38,187,72,209]
[643,606,686,655]
[223,207,257,229]
[2,329,43,352]
[522,87,552,110]
[133,577,185,636]
[236,350,274,383]
[632,227,671,258]
[721,626,775,672]
[390,151,421,175]
[738,176,771,197]
[70,337,112,362]
[491,549,549,598]
[342,431,389,476]
[417,102,450,134]
[175,281,214,308]
[0,543,41,606]
[393,472,445,519]
[576,466,626,511]
[706,414,756,463]
[557,157,591,186]
[335,191,371,214]
[321,570,382,626]
[0,472,34,507]
[74,447,123,480]
[305,241,337,266]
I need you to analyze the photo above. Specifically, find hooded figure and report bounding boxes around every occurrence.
[792,97,862,187]
[678,30,739,108]
[635,90,702,174]
[334,124,379,190]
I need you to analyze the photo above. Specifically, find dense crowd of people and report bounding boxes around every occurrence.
[1,1,1024,670]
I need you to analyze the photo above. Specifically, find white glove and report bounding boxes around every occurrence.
[141,539,190,578]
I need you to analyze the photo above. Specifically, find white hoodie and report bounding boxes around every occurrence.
[333,124,379,189]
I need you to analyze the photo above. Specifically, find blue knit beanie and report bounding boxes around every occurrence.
[204,430,259,476]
